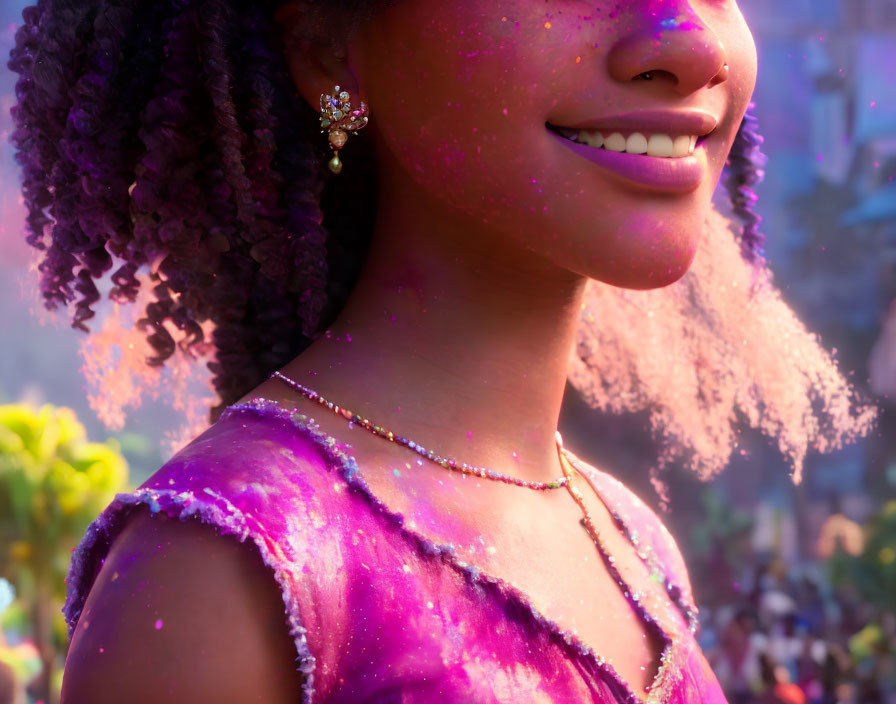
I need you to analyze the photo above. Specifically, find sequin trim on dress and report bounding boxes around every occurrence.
[562,450,701,636]
[225,398,690,704]
[62,485,317,704]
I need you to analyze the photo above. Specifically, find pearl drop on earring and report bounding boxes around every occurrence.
[328,153,343,174]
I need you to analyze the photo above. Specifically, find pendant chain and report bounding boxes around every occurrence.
[269,370,694,686]
[266,372,678,635]
[270,370,608,544]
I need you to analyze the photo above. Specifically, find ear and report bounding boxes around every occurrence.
[273,1,362,114]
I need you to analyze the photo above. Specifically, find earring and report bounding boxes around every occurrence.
[319,85,369,174]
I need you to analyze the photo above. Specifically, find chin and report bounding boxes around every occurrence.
[593,256,695,290]
[626,254,696,290]
[572,218,701,290]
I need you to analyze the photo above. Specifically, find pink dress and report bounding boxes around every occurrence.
[63,398,729,703]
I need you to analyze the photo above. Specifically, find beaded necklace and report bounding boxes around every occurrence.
[270,371,639,581]
[270,369,683,699]
[271,369,570,491]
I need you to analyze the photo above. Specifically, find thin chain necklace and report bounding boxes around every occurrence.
[271,370,571,490]
[269,370,685,697]
[271,370,619,574]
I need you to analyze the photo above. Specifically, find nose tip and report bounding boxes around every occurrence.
[607,17,729,96]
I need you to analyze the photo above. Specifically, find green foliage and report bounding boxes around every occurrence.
[690,486,754,557]
[0,403,130,595]
[849,622,886,662]
[831,501,896,615]
[0,402,131,703]
[687,486,755,604]
[0,595,28,637]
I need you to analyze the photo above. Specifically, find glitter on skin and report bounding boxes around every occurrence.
[31,3,880,700]
[63,404,713,701]
[658,17,701,32]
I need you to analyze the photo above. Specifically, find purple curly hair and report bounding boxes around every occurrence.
[7,0,767,422]
[724,102,767,264]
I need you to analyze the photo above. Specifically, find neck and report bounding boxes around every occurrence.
[280,162,588,485]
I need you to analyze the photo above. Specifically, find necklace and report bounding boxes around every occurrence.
[269,370,689,696]
[270,370,570,490]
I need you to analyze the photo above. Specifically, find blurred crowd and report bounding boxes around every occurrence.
[700,558,896,704]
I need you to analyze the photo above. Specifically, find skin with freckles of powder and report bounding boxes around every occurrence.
[291,0,756,287]
[263,0,756,502]
[253,0,756,697]
[62,507,302,703]
[63,2,758,702]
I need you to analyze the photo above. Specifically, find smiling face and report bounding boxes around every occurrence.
[284,0,758,289]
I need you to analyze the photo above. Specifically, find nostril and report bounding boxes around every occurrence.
[608,26,727,95]
[633,69,677,84]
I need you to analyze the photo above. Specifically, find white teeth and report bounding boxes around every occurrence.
[672,135,691,157]
[626,133,648,154]
[580,131,603,148]
[604,132,627,152]
[557,126,701,157]
[647,134,674,158]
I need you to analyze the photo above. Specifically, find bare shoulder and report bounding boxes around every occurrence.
[61,504,303,704]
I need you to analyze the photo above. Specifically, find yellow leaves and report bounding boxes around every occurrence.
[0,403,86,464]
[0,402,131,573]
[0,424,25,455]
[45,459,90,517]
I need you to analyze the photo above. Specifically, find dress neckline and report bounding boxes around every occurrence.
[224,397,684,704]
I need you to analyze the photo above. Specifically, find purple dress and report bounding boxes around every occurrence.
[63,399,728,703]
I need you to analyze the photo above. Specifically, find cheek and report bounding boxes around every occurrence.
[703,13,758,180]
[721,7,759,122]
[360,0,588,211]
[355,1,749,288]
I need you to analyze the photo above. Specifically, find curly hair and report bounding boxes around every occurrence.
[7,0,767,424]
[724,102,767,264]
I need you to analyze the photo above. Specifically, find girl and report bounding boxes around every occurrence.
[7,0,874,701]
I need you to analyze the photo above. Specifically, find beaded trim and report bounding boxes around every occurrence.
[558,454,676,702]
[62,485,317,704]
[227,398,687,704]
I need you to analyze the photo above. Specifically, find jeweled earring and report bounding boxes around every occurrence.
[319,85,369,174]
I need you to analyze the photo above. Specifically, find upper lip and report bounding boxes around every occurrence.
[548,110,718,137]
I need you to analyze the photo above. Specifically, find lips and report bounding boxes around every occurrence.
[549,110,718,137]
[546,128,708,193]
[545,110,717,193]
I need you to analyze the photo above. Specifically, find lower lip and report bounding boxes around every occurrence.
[547,129,706,194]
